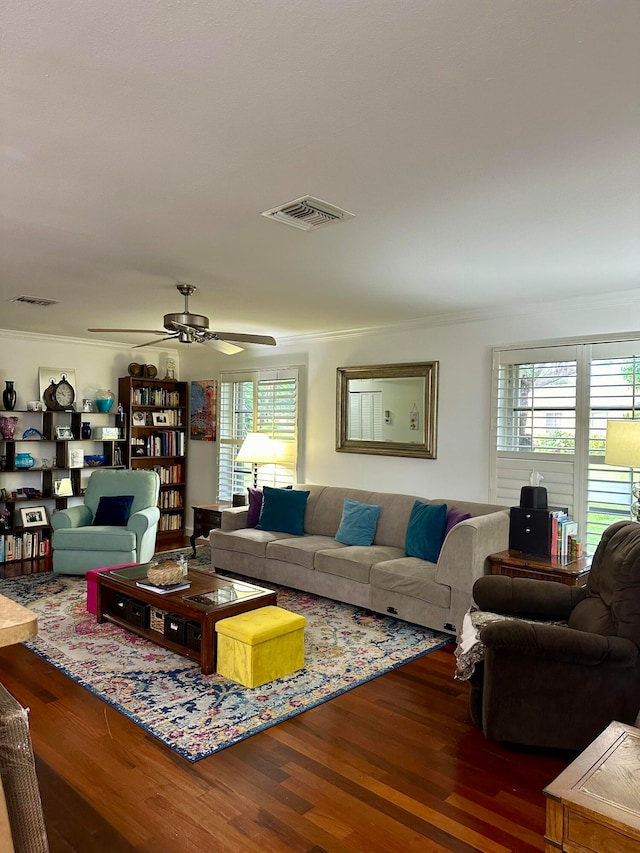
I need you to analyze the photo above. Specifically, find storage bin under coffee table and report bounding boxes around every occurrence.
[96,564,277,674]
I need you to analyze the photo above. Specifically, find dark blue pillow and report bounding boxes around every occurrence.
[335,498,382,546]
[256,486,309,535]
[93,495,135,526]
[405,501,448,562]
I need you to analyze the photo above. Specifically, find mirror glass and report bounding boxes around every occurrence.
[336,362,438,458]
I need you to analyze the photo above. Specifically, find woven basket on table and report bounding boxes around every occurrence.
[147,561,184,587]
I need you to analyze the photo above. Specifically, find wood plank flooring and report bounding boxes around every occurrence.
[0,636,574,852]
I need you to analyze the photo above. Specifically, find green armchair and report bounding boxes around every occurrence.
[51,469,160,575]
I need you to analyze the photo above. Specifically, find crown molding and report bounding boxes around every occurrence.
[0,327,180,357]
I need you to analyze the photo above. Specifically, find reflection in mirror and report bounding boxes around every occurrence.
[336,362,438,458]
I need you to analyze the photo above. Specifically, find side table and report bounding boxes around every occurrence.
[489,549,592,587]
[190,502,231,557]
[544,720,640,852]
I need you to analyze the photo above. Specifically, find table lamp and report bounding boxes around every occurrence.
[235,433,281,488]
[604,420,640,521]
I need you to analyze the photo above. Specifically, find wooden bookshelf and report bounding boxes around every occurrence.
[118,377,188,546]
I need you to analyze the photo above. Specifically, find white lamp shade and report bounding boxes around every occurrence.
[235,432,281,464]
[605,421,640,468]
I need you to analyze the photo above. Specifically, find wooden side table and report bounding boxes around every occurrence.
[489,549,592,587]
[544,721,640,852]
[190,502,231,557]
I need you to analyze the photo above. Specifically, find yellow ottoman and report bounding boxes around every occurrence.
[215,606,306,688]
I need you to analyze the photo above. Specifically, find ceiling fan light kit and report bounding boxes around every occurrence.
[88,283,276,353]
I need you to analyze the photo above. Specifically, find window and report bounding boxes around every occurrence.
[491,338,640,553]
[218,368,299,501]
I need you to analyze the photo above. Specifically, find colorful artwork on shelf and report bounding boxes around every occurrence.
[190,380,217,442]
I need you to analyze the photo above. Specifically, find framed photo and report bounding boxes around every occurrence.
[20,506,48,528]
[132,412,146,427]
[56,426,75,440]
[152,413,168,426]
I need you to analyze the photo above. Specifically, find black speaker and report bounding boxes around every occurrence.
[519,486,548,510]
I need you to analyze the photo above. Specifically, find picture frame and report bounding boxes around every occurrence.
[55,426,75,440]
[152,412,168,426]
[132,412,146,427]
[20,505,48,528]
[54,478,73,497]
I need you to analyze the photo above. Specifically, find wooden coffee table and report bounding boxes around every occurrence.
[96,564,277,674]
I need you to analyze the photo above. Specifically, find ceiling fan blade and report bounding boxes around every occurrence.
[88,329,168,334]
[133,335,179,348]
[204,338,244,355]
[212,332,277,346]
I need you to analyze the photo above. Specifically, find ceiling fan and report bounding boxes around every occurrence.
[88,283,276,354]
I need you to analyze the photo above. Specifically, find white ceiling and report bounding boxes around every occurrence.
[2,0,639,349]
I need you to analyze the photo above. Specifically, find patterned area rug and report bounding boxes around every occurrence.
[2,547,450,762]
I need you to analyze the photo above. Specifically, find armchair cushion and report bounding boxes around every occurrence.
[93,495,134,526]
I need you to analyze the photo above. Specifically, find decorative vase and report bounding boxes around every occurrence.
[2,381,16,411]
[95,389,115,413]
[81,422,92,439]
[15,452,35,469]
[0,416,18,440]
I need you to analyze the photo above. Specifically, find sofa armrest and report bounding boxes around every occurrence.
[481,620,639,667]
[473,575,585,621]
[51,505,92,530]
[221,506,249,531]
[435,509,509,591]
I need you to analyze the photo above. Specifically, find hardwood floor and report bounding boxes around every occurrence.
[0,638,573,852]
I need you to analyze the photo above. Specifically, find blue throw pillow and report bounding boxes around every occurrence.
[335,498,382,546]
[93,495,135,526]
[405,501,448,562]
[256,486,310,535]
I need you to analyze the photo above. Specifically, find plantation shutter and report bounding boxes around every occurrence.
[586,342,640,546]
[218,368,299,501]
[491,345,579,514]
[347,391,383,440]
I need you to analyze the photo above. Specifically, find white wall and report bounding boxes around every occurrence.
[4,295,639,533]
[181,296,640,509]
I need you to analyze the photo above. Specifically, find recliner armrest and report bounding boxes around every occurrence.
[51,505,93,530]
[481,620,639,667]
[127,506,161,537]
[473,575,585,621]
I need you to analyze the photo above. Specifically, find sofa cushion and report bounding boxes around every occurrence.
[315,545,404,583]
[267,535,346,570]
[405,501,448,563]
[335,498,382,546]
[93,495,134,526]
[257,486,310,536]
[370,558,452,609]
[211,528,296,559]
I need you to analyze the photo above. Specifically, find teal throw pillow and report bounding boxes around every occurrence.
[405,501,448,563]
[335,498,382,546]
[93,495,134,526]
[256,486,310,535]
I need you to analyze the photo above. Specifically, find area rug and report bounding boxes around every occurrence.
[1,548,450,762]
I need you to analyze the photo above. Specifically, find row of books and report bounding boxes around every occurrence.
[0,531,51,563]
[131,388,182,407]
[550,510,581,560]
[159,489,183,510]
[150,464,183,485]
[131,431,185,457]
[159,511,184,531]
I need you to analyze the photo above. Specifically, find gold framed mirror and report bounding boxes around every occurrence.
[336,362,439,458]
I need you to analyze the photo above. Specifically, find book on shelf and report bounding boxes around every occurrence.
[135,580,191,595]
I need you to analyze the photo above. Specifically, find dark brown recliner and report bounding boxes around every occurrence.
[469,520,640,751]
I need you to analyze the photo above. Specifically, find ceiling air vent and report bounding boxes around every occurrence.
[261,196,355,231]
[10,295,60,307]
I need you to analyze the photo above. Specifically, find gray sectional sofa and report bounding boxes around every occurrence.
[210,484,509,635]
